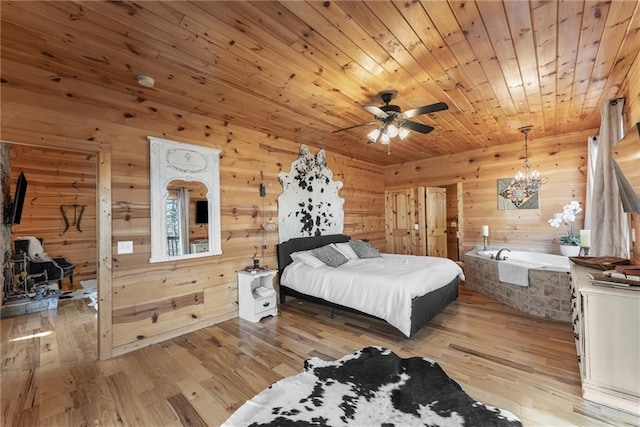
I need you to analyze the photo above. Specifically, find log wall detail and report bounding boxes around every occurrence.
[1,77,384,356]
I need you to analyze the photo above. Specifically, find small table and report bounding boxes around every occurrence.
[237,269,278,323]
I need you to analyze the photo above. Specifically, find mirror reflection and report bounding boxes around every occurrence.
[166,180,209,257]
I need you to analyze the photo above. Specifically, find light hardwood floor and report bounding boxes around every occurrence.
[1,285,638,426]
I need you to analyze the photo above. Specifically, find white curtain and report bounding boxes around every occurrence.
[177,188,190,255]
[583,135,598,230]
[590,98,629,257]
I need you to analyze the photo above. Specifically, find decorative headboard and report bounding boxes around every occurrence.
[277,234,350,279]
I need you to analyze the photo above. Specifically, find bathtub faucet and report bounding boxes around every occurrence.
[495,248,511,261]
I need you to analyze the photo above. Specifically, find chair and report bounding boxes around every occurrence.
[14,237,75,287]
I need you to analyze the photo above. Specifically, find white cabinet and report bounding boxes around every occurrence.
[237,269,278,323]
[570,263,640,415]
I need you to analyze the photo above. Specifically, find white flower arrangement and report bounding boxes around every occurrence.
[548,200,582,246]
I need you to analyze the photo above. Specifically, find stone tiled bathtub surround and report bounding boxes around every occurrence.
[463,250,571,322]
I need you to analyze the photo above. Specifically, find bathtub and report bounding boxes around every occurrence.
[464,249,572,322]
[476,250,570,271]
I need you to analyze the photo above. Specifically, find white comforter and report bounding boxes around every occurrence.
[281,254,465,337]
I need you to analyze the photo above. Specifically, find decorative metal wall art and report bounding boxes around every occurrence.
[60,204,86,232]
[497,178,539,210]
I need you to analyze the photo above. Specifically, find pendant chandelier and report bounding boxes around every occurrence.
[513,126,544,193]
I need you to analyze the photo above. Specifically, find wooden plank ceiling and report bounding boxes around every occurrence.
[2,1,639,165]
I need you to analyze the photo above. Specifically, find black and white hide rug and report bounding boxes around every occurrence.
[223,346,522,427]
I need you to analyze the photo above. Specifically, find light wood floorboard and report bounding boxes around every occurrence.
[1,285,638,426]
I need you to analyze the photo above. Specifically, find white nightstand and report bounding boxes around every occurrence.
[237,269,278,323]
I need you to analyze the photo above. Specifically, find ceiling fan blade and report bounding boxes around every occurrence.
[401,120,434,134]
[332,121,378,133]
[402,102,449,118]
[363,105,388,119]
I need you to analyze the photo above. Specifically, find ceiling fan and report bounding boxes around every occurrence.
[332,91,449,146]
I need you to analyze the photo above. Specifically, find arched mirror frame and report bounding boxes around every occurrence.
[148,136,222,263]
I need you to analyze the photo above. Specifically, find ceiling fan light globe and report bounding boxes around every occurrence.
[380,134,391,145]
[398,128,410,140]
[367,128,381,142]
[387,124,399,138]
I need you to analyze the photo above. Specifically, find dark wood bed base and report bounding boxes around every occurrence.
[276,234,459,337]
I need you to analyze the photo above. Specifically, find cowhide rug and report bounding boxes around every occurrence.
[223,346,522,427]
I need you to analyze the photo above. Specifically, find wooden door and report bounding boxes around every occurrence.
[385,189,415,254]
[418,187,448,257]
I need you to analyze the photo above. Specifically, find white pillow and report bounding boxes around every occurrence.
[290,250,325,268]
[332,242,358,259]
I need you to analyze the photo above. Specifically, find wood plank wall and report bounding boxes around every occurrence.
[1,76,384,356]
[8,145,97,285]
[385,129,595,255]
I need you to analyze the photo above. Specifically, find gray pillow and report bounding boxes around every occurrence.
[349,240,381,258]
[312,244,349,268]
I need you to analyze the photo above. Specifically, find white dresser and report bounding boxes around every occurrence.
[569,262,640,415]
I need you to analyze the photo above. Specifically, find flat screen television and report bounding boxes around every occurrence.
[4,171,28,224]
[195,200,208,224]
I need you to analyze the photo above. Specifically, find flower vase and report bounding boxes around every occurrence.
[560,245,580,257]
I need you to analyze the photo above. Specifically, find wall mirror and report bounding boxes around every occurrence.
[148,136,222,263]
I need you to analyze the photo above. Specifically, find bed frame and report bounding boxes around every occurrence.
[277,234,459,337]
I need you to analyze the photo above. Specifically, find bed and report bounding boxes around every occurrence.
[277,234,463,337]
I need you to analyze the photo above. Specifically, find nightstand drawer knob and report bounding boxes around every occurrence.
[263,301,271,308]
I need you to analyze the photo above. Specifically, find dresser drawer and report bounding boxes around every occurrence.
[255,295,276,313]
